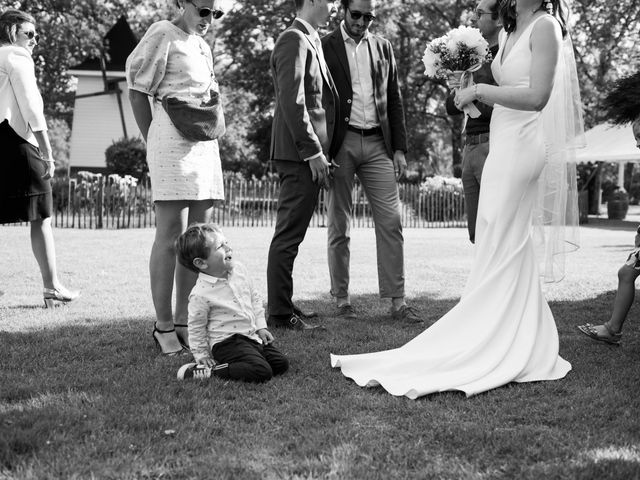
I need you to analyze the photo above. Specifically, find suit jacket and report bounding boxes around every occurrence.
[270,20,338,162]
[322,28,407,159]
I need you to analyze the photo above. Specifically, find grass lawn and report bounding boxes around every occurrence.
[1,221,639,479]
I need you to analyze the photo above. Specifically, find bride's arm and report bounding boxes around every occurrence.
[456,17,561,112]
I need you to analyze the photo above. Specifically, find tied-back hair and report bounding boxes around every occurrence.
[499,0,568,38]
[0,9,36,45]
[175,223,224,273]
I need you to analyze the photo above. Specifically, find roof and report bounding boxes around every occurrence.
[576,123,640,163]
[71,16,138,72]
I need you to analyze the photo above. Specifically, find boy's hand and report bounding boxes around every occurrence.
[197,357,216,368]
[257,328,274,345]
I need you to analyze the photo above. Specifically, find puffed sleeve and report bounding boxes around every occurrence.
[125,22,171,96]
[8,49,47,132]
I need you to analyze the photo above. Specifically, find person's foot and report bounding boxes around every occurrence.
[335,304,357,320]
[174,323,189,349]
[390,305,423,324]
[577,323,622,345]
[153,324,190,356]
[177,362,229,380]
[270,314,323,330]
[43,286,80,308]
[292,304,318,319]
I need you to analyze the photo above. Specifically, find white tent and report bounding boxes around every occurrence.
[576,123,640,188]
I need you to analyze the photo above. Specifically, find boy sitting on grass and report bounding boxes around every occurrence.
[175,223,289,382]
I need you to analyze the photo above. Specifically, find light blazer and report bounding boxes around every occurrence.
[322,28,407,159]
[270,20,338,162]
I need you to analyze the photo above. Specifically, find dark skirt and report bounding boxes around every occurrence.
[0,119,52,224]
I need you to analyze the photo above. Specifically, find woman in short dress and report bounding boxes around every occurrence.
[0,9,79,307]
[126,0,225,355]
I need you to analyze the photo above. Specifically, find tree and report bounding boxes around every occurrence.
[571,0,640,128]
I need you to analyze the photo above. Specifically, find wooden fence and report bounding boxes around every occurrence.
[40,175,467,229]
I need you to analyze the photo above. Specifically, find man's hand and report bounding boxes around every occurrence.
[257,328,274,345]
[197,356,216,368]
[308,154,331,187]
[446,72,462,90]
[393,151,407,180]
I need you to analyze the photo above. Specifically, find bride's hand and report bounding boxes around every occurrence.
[454,86,477,109]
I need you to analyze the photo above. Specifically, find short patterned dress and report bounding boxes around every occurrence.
[126,20,224,202]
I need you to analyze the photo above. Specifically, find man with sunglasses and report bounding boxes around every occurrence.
[446,0,502,244]
[322,0,421,323]
[267,0,339,331]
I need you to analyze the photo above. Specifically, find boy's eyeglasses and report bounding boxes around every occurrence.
[347,7,375,23]
[186,0,224,19]
[20,30,40,42]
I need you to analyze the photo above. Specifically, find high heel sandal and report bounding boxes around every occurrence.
[153,324,189,356]
[43,287,80,308]
[174,323,189,349]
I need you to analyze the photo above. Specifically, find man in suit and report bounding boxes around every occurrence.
[267,0,339,330]
[322,0,421,323]
[446,0,502,243]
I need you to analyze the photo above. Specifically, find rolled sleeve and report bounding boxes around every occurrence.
[8,50,46,132]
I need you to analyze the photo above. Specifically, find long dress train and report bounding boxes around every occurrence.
[330,17,572,399]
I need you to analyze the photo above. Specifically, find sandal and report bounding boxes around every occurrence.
[174,323,189,349]
[153,324,189,356]
[577,322,622,346]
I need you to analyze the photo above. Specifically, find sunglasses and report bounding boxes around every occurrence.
[347,7,376,23]
[186,0,224,19]
[20,30,40,42]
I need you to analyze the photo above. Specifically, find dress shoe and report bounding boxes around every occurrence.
[292,304,318,319]
[335,304,357,320]
[272,314,323,331]
[391,305,423,324]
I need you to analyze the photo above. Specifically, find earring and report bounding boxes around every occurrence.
[544,1,553,14]
[510,0,516,7]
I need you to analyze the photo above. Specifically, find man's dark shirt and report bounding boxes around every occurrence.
[446,44,499,135]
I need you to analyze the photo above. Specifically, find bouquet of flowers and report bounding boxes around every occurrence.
[422,26,491,118]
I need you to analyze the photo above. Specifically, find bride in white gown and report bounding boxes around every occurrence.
[330,0,585,399]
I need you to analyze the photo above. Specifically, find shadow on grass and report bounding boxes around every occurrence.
[1,292,639,478]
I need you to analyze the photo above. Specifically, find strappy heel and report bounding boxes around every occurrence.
[153,323,189,356]
[43,287,80,308]
[174,323,189,349]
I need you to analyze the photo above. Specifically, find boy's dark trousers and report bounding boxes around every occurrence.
[211,334,289,383]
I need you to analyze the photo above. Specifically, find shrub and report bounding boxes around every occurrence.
[105,137,148,180]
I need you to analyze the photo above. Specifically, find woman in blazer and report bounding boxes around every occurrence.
[0,9,79,307]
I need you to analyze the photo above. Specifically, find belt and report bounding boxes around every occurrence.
[465,132,490,145]
[347,125,382,136]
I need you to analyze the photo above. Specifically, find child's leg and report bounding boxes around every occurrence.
[212,335,273,383]
[607,263,640,333]
[262,344,289,376]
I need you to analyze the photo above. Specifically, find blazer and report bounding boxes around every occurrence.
[322,28,407,159]
[270,20,338,162]
[0,45,47,147]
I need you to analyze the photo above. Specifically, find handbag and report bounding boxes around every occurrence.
[161,90,226,142]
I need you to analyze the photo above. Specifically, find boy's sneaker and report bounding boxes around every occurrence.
[177,362,229,380]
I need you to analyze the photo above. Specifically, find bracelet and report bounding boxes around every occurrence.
[474,84,479,101]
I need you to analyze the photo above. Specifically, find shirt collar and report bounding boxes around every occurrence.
[340,21,369,44]
[198,271,228,284]
[295,17,318,40]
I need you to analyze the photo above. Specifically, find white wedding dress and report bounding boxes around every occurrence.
[330,17,572,398]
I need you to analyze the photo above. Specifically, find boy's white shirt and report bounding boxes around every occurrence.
[188,262,267,363]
